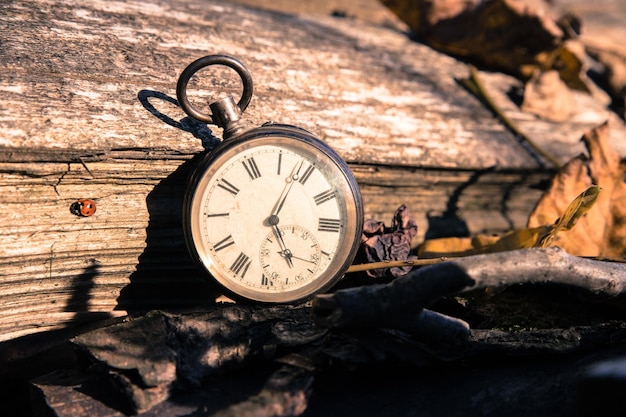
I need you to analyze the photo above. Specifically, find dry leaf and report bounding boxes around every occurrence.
[418,123,619,260]
[555,40,590,92]
[528,122,626,258]
[417,226,548,258]
[418,185,600,258]
[417,236,491,258]
[379,0,588,89]
[358,205,418,278]
[521,70,574,122]
[539,185,601,247]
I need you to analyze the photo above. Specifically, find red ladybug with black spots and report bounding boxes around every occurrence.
[70,199,97,217]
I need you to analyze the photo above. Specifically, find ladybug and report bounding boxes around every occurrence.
[70,199,97,217]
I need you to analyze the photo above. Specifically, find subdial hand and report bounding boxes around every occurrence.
[277,249,297,263]
[289,254,317,264]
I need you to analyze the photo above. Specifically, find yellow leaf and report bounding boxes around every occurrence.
[418,187,598,258]
[417,236,479,258]
[491,227,548,251]
[539,185,601,248]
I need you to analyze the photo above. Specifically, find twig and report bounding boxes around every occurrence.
[457,246,626,296]
[316,247,626,336]
[459,65,562,169]
[314,262,475,332]
[346,257,450,273]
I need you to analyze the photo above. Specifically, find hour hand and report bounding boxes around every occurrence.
[277,248,294,265]
[273,225,293,268]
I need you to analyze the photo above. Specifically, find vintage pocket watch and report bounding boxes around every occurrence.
[176,55,364,303]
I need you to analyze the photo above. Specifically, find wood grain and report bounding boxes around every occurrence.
[1,0,624,343]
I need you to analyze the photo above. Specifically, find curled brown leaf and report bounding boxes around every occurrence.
[358,204,418,279]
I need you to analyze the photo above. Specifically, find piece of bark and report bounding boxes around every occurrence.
[30,370,130,417]
[45,279,626,416]
[31,331,626,417]
[211,365,314,417]
[71,305,322,413]
[73,313,178,388]
[109,371,170,415]
[70,305,468,414]
[470,322,626,355]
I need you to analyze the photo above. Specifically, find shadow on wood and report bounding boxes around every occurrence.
[423,169,490,240]
[137,89,218,149]
[117,90,224,313]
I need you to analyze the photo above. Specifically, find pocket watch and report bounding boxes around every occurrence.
[176,55,364,303]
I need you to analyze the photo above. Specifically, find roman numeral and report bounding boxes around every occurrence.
[218,179,239,196]
[261,274,271,286]
[314,189,335,205]
[298,164,315,185]
[213,235,235,252]
[231,252,251,277]
[277,152,282,175]
[242,157,261,180]
[318,218,341,233]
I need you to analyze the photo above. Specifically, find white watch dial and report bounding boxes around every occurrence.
[186,133,362,303]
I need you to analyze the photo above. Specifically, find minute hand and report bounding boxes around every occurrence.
[270,159,304,217]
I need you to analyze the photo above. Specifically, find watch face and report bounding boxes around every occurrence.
[184,128,363,303]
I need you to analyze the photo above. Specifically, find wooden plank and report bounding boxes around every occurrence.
[1,0,625,344]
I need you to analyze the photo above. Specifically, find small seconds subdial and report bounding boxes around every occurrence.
[259,225,322,289]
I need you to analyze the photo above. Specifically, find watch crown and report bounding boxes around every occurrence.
[210,96,245,139]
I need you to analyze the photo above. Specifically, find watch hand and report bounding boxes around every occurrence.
[288,254,316,264]
[273,225,293,268]
[270,159,304,218]
[277,249,297,263]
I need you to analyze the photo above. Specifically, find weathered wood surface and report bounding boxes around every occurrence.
[1,0,625,344]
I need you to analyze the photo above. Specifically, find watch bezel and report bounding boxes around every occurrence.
[183,124,364,303]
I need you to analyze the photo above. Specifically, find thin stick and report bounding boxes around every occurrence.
[346,257,451,273]
[459,65,562,169]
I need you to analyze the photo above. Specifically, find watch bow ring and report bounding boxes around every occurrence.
[176,54,253,125]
